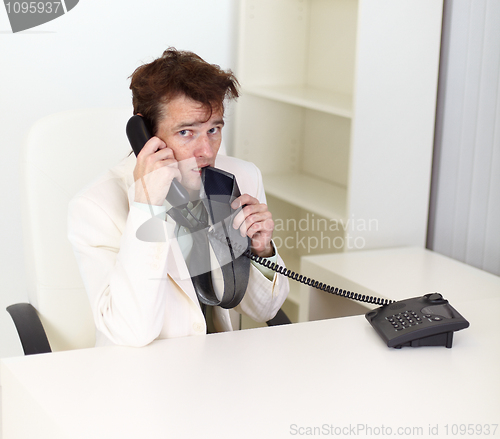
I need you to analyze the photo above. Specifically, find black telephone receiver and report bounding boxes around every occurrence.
[126,115,190,208]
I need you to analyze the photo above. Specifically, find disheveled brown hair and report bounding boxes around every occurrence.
[129,48,239,134]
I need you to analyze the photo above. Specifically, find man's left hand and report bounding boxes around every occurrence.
[231,194,275,258]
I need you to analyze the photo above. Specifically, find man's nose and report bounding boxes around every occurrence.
[195,134,214,158]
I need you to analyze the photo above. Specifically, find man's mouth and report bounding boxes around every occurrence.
[193,164,211,173]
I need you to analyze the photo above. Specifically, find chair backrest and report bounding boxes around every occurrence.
[22,107,133,351]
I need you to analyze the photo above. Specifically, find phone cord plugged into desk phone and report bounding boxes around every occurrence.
[208,227,470,349]
[182,168,470,349]
[208,224,470,349]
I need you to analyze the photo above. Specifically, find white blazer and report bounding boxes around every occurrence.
[68,153,290,347]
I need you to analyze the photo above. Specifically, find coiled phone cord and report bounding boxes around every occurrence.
[207,228,394,307]
[247,251,393,306]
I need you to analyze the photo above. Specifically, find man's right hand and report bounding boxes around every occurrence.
[133,137,181,206]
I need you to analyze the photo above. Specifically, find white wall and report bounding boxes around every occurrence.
[428,0,500,276]
[0,0,237,358]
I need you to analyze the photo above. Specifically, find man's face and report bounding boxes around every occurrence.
[156,94,224,195]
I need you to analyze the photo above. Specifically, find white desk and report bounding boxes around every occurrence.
[2,248,500,439]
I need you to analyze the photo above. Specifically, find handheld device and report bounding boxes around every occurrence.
[126,115,190,208]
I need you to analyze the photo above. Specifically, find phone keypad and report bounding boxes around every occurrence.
[386,310,423,331]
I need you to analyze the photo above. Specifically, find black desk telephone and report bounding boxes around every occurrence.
[125,115,470,348]
[366,293,469,349]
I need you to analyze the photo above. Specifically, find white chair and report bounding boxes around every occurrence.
[9,107,134,354]
[7,108,286,355]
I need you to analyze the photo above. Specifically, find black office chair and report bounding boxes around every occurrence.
[267,309,291,326]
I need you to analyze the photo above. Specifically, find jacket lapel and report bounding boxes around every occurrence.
[165,227,200,306]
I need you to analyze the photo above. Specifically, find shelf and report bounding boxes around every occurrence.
[263,173,347,221]
[243,85,353,118]
[236,0,443,325]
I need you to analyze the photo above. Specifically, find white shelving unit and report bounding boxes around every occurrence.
[233,0,443,325]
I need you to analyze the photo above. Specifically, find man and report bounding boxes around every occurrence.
[68,48,289,347]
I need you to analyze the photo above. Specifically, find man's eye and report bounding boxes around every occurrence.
[179,130,189,136]
[208,127,219,134]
